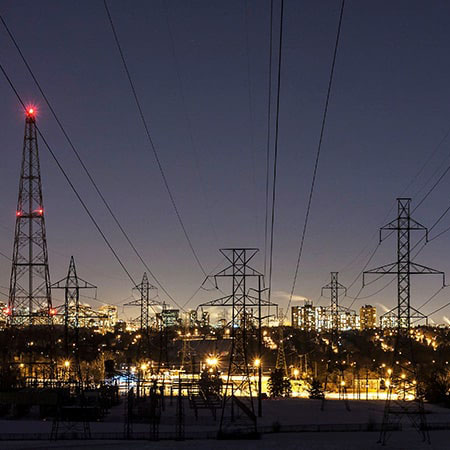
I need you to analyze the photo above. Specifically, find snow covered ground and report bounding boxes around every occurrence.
[2,431,450,450]
[1,398,450,449]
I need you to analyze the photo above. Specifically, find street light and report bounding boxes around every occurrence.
[206,356,218,367]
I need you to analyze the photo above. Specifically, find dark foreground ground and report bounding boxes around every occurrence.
[2,431,450,450]
[1,398,450,449]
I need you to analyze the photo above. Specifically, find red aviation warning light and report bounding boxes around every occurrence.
[25,105,37,118]
[49,307,57,316]
[3,306,12,316]
[16,211,22,217]
[36,208,43,215]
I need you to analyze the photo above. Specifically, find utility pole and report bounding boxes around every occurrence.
[364,198,445,445]
[200,248,275,435]
[8,108,53,326]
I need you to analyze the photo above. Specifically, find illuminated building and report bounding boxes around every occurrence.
[0,302,7,328]
[98,304,118,333]
[360,304,377,330]
[291,302,357,332]
[291,301,316,331]
[380,313,398,330]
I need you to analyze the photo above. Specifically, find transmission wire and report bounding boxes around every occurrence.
[287,0,346,316]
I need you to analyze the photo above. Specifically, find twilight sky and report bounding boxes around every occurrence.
[2,0,450,324]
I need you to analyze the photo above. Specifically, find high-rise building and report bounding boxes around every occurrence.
[360,304,377,330]
[291,301,316,331]
[292,302,357,332]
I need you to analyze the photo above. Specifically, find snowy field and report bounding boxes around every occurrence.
[2,432,450,450]
[1,398,450,449]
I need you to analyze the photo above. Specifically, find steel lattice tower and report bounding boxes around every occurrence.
[125,273,158,332]
[8,109,53,326]
[275,321,288,376]
[364,198,445,445]
[201,248,275,434]
[321,272,351,411]
[322,272,347,333]
[125,273,162,372]
[52,256,96,363]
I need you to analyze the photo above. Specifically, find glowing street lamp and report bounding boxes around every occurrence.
[206,356,218,367]
[254,358,261,368]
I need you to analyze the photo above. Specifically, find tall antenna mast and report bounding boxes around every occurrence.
[8,108,53,326]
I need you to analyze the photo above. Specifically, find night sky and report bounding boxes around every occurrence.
[2,0,450,324]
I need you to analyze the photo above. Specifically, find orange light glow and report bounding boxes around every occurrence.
[49,308,57,316]
[3,307,11,316]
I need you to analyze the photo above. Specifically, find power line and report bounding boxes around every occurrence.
[243,0,259,235]
[264,0,274,279]
[413,164,450,212]
[0,13,179,308]
[162,0,219,247]
[103,0,208,281]
[287,0,346,314]
[411,127,450,210]
[267,0,284,305]
[417,286,446,311]
[0,250,11,261]
[181,258,226,311]
[424,300,450,320]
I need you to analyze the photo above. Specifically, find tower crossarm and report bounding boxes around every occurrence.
[213,266,263,279]
[364,262,445,284]
[51,277,97,290]
[199,295,234,308]
[409,263,446,283]
[363,262,397,285]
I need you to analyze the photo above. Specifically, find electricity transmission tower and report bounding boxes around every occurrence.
[8,108,53,326]
[180,313,195,374]
[200,248,275,435]
[125,273,158,333]
[363,198,445,445]
[322,272,352,333]
[275,313,288,376]
[321,272,351,411]
[52,256,96,378]
[124,273,162,368]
